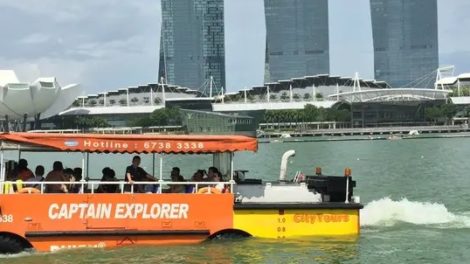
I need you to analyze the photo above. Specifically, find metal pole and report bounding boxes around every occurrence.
[86,153,89,180]
[0,150,4,182]
[289,84,293,102]
[159,154,163,181]
[267,85,270,103]
[209,76,213,98]
[230,152,234,193]
[81,153,86,193]
[152,153,156,177]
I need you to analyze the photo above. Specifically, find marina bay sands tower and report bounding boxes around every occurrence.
[370,0,439,88]
[158,0,225,93]
[264,0,330,83]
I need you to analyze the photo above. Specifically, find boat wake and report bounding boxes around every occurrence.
[360,197,470,228]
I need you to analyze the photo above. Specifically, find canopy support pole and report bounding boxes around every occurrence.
[80,153,86,193]
[86,153,89,181]
[159,154,163,181]
[152,153,156,177]
[0,150,4,182]
[230,152,234,193]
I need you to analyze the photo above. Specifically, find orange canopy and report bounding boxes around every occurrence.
[0,132,258,154]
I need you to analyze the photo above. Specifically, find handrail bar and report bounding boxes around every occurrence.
[0,181,233,195]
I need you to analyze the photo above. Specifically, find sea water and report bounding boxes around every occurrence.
[3,137,470,263]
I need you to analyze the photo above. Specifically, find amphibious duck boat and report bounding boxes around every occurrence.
[0,132,362,253]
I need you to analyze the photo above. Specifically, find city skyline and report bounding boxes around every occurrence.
[1,0,469,94]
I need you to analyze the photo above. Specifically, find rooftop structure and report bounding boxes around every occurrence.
[370,0,439,88]
[0,70,81,121]
[159,0,225,94]
[264,0,329,83]
[61,74,390,117]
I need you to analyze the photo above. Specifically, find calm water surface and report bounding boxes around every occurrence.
[2,137,470,263]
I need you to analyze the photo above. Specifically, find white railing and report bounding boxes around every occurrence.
[0,181,234,195]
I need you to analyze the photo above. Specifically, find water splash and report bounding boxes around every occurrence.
[360,197,470,228]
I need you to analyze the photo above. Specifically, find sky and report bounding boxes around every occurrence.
[1,0,470,94]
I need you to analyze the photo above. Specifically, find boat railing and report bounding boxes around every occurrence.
[0,180,235,195]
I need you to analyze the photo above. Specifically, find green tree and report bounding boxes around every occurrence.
[151,107,182,126]
[119,99,127,105]
[303,104,318,122]
[303,93,311,101]
[425,106,442,124]
[269,94,277,101]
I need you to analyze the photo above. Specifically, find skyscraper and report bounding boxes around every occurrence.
[370,0,439,88]
[264,0,329,83]
[159,0,225,94]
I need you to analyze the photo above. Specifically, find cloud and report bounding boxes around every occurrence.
[0,0,160,92]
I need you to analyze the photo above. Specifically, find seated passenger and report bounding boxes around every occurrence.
[26,165,45,188]
[45,161,68,193]
[97,167,119,193]
[71,167,87,193]
[189,170,206,192]
[192,170,204,182]
[17,159,34,181]
[170,167,185,193]
[207,167,219,181]
[212,171,225,192]
[63,168,74,181]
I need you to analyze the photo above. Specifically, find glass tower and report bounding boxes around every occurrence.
[264,0,329,83]
[159,0,225,94]
[370,0,439,88]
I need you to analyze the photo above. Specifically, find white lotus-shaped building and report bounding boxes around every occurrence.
[0,70,82,120]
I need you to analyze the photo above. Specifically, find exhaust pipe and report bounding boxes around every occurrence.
[279,150,295,181]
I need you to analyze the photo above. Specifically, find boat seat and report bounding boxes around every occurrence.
[306,176,355,202]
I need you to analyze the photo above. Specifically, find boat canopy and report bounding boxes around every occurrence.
[0,133,258,154]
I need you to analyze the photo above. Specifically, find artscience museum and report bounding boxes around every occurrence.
[0,70,82,129]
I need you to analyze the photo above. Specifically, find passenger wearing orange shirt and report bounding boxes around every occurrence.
[17,159,34,181]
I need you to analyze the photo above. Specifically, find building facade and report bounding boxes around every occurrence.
[159,0,225,94]
[264,0,329,83]
[370,0,439,88]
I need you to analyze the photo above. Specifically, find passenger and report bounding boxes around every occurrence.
[17,159,34,181]
[192,170,204,182]
[97,167,119,193]
[25,165,45,188]
[6,161,18,181]
[45,161,68,193]
[188,170,206,192]
[72,167,88,193]
[170,167,185,193]
[124,156,156,193]
[63,168,74,181]
[207,167,219,181]
[212,171,225,192]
